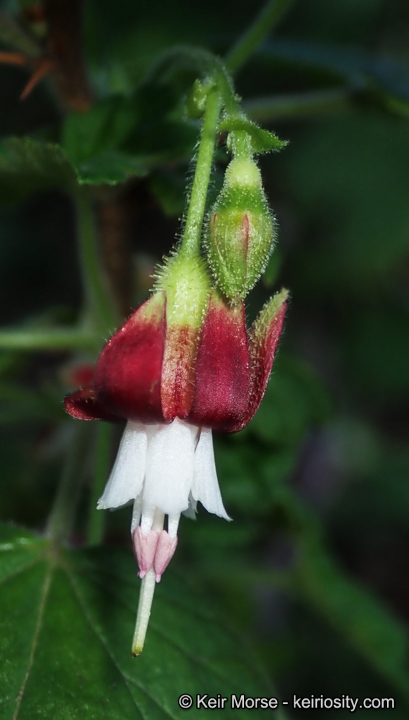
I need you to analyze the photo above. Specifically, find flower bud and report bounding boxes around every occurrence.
[206,157,275,301]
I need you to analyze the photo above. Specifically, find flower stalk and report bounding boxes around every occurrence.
[180,85,221,258]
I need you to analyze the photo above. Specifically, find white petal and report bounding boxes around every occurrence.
[143,419,197,515]
[97,421,148,509]
[191,428,231,520]
[182,492,197,520]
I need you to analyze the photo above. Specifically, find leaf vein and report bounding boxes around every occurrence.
[0,557,41,589]
[12,564,52,720]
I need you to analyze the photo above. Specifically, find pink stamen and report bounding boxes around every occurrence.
[154,530,178,582]
[133,527,160,578]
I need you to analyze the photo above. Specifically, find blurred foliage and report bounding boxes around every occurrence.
[1,0,409,718]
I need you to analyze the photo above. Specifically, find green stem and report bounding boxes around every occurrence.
[46,423,91,542]
[225,0,294,74]
[244,87,352,122]
[75,187,120,335]
[180,86,222,257]
[0,327,100,351]
[87,422,113,545]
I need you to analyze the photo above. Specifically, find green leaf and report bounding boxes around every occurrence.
[0,134,150,194]
[63,96,140,165]
[72,151,149,185]
[0,524,283,719]
[219,117,287,154]
[62,87,197,184]
[0,138,76,201]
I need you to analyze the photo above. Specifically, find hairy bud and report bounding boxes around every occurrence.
[206,157,275,301]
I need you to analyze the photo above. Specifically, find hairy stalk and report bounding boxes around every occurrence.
[180,86,222,258]
[87,423,114,545]
[46,423,91,542]
[225,0,294,74]
[75,187,120,336]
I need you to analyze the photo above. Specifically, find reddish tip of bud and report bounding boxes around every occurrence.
[242,213,250,254]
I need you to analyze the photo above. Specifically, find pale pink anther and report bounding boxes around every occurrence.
[154,530,178,582]
[133,527,160,578]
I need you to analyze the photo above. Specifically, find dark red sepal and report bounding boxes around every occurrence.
[64,386,121,422]
[189,292,250,432]
[232,290,287,432]
[94,293,167,424]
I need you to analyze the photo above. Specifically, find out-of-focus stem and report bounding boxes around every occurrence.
[98,193,133,318]
[43,0,92,111]
[0,328,100,351]
[75,187,120,336]
[225,0,294,74]
[46,423,91,542]
[87,423,114,545]
[244,87,352,122]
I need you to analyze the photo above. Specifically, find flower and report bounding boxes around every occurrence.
[65,253,287,653]
[97,418,229,578]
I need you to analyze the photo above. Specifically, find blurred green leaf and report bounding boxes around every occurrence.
[72,151,149,185]
[0,381,63,424]
[0,135,152,194]
[62,86,197,185]
[0,11,41,57]
[0,138,76,201]
[267,485,409,700]
[149,167,187,216]
[63,96,141,165]
[262,248,283,288]
[296,533,409,701]
[0,523,283,719]
[345,306,409,404]
[264,39,409,110]
[250,353,331,446]
[284,112,409,290]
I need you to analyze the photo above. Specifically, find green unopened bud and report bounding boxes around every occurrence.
[206,157,275,301]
